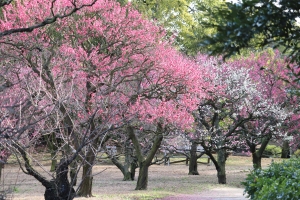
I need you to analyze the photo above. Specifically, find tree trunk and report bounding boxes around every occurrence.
[216,149,227,184]
[77,147,96,197]
[135,162,149,190]
[0,163,3,181]
[69,161,78,186]
[45,159,76,200]
[111,155,137,181]
[128,124,163,191]
[130,160,138,180]
[248,136,271,169]
[109,138,137,181]
[188,141,199,175]
[252,152,262,169]
[50,154,57,172]
[122,159,137,181]
[281,140,290,158]
[54,159,75,200]
[45,132,59,172]
[123,139,137,181]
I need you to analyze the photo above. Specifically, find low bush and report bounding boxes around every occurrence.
[294,149,300,158]
[262,145,281,158]
[242,158,300,200]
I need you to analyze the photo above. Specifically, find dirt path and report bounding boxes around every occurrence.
[160,187,248,200]
[1,156,271,200]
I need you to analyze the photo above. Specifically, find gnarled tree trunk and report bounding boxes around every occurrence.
[110,138,137,181]
[54,159,75,200]
[13,143,75,200]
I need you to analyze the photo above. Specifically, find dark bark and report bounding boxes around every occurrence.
[54,159,75,200]
[0,163,3,181]
[216,149,227,184]
[248,136,271,169]
[77,128,110,196]
[45,132,59,172]
[252,153,262,169]
[111,155,137,181]
[13,143,76,200]
[77,79,101,196]
[77,162,93,197]
[188,141,199,175]
[77,144,96,197]
[130,160,138,180]
[135,162,149,190]
[69,161,78,186]
[50,153,57,172]
[128,124,163,190]
[201,141,228,184]
[281,140,290,158]
[44,159,75,200]
[110,138,137,181]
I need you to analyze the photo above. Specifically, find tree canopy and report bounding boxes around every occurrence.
[130,0,228,55]
[199,0,300,62]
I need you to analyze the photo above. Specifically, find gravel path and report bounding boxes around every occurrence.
[160,187,248,200]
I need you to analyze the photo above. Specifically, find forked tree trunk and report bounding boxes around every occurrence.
[188,141,199,175]
[110,139,137,181]
[248,136,271,169]
[111,155,137,181]
[128,124,163,190]
[216,149,227,184]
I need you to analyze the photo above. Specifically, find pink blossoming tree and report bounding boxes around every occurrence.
[0,0,209,197]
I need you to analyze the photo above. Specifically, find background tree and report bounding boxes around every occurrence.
[130,0,196,53]
[129,0,228,55]
[193,54,289,183]
[198,0,300,63]
[228,49,295,168]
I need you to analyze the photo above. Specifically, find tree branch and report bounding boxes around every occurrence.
[0,0,98,38]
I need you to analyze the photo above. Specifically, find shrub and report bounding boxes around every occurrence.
[294,149,300,158]
[242,158,300,199]
[263,145,282,158]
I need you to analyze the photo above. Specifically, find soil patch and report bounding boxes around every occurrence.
[1,156,275,200]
